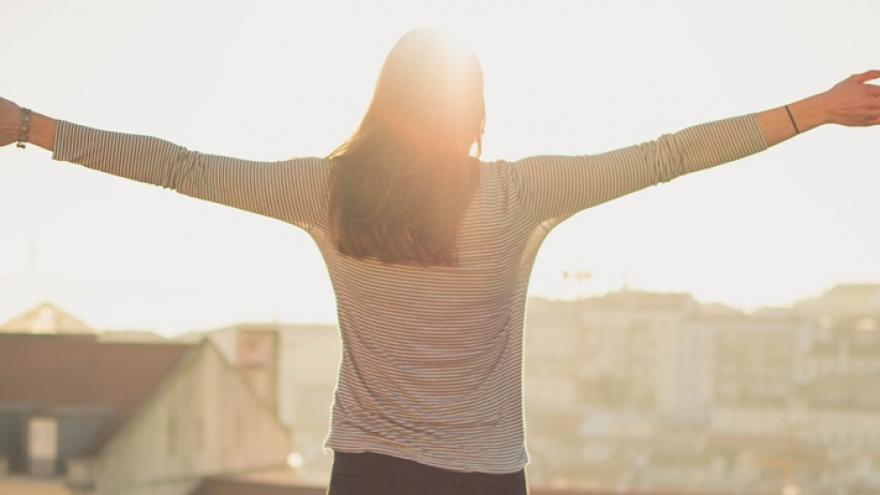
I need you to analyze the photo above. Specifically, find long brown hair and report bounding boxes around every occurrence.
[327,28,486,267]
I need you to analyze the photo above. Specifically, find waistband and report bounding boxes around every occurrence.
[332,450,525,482]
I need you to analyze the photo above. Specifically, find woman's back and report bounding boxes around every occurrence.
[314,160,544,473]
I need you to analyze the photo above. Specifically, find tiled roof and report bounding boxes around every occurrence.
[0,333,196,453]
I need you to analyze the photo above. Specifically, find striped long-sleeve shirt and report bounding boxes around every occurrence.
[51,113,768,474]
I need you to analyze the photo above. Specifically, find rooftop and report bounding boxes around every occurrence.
[0,301,94,335]
[0,332,196,453]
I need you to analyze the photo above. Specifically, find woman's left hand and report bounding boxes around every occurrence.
[817,70,880,127]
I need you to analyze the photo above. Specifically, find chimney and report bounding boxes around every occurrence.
[235,328,280,409]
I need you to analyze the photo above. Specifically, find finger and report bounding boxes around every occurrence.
[865,90,880,108]
[853,69,880,83]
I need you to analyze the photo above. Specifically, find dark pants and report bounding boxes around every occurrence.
[328,451,529,495]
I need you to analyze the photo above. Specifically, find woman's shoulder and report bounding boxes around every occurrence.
[474,158,521,207]
[476,157,513,177]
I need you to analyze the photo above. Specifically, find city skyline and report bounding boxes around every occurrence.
[1,260,876,337]
[3,285,879,493]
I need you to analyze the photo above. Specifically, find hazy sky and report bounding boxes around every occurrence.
[1,0,878,336]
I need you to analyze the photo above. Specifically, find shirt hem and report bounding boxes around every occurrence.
[323,437,528,475]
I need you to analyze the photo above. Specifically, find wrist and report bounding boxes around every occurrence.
[29,112,57,151]
[788,93,831,131]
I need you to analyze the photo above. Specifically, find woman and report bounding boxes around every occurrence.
[2,27,879,495]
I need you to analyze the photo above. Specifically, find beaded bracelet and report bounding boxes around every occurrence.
[16,107,32,149]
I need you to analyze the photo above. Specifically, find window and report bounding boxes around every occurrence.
[27,416,58,476]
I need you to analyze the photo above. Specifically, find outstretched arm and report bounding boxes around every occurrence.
[0,104,329,234]
[509,70,880,231]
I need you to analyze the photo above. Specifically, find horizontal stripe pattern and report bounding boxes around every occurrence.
[510,113,768,231]
[51,113,768,474]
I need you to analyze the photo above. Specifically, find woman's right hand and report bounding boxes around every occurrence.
[816,70,880,127]
[0,96,25,147]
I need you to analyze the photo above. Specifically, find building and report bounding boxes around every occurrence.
[206,322,341,485]
[0,302,94,335]
[793,283,880,317]
[654,319,715,425]
[522,291,701,487]
[0,332,292,495]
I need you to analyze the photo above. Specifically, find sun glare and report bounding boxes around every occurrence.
[1,1,878,332]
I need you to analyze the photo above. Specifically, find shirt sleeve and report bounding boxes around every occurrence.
[51,120,329,234]
[508,113,769,231]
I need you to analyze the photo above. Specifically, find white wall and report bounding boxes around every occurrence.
[93,341,291,495]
